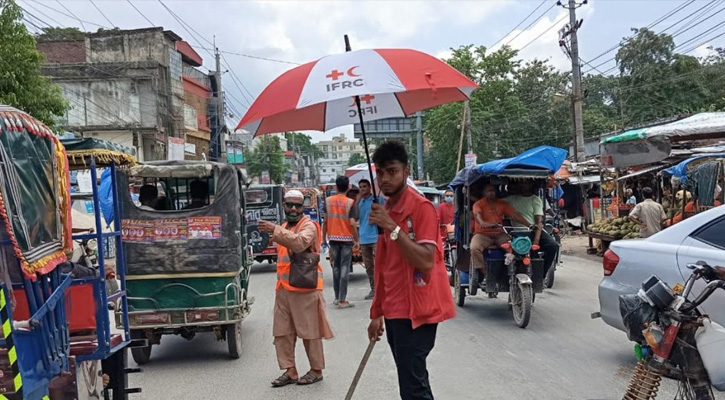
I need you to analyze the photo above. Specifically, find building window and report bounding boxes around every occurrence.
[322,169,326,172]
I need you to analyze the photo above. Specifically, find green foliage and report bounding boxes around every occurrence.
[284,131,323,159]
[246,136,287,184]
[347,153,366,168]
[0,0,67,126]
[35,26,84,41]
[424,28,725,185]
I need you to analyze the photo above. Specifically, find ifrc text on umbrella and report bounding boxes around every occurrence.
[326,67,363,92]
[348,95,377,118]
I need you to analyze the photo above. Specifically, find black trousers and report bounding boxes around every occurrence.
[538,230,559,274]
[385,319,438,400]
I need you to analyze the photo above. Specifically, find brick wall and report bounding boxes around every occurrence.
[36,41,85,64]
[184,90,211,132]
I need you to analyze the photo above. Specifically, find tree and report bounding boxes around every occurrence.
[284,131,323,159]
[0,0,67,126]
[347,153,366,168]
[35,27,84,41]
[246,136,287,184]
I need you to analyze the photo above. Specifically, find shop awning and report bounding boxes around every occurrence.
[567,175,601,185]
[616,164,669,181]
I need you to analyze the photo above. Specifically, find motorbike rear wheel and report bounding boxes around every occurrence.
[511,281,532,329]
[544,267,555,289]
[448,247,457,287]
[454,270,465,307]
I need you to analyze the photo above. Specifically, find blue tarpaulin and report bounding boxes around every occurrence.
[99,168,114,226]
[450,146,567,189]
[662,153,725,185]
[475,146,568,175]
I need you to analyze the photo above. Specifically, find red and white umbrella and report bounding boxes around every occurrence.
[236,47,478,136]
[237,36,477,199]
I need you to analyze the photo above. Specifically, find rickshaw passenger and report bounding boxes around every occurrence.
[505,180,559,276]
[139,184,158,211]
[183,180,208,210]
[470,184,530,280]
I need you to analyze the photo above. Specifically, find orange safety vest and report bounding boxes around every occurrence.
[325,194,355,242]
[276,216,324,292]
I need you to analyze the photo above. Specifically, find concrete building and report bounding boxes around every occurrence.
[37,27,221,161]
[316,133,369,183]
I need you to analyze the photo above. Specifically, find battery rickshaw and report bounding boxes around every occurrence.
[450,146,567,328]
[0,105,140,399]
[118,161,252,363]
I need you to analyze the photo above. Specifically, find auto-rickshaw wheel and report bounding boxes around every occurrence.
[453,270,465,307]
[511,281,532,329]
[130,330,152,365]
[131,344,151,365]
[226,321,243,359]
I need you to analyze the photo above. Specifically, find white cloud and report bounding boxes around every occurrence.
[692,43,714,59]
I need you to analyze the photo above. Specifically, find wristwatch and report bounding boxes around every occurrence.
[390,226,401,241]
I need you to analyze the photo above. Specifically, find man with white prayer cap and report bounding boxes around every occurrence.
[258,189,334,387]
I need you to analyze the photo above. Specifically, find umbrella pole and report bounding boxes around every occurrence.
[345,34,378,201]
[345,34,382,236]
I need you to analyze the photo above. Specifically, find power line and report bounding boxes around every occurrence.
[21,1,64,27]
[89,0,116,28]
[33,0,107,28]
[55,0,85,31]
[126,0,155,27]
[490,0,548,49]
[670,0,723,36]
[658,0,719,34]
[502,2,557,48]
[584,0,697,68]
[519,14,567,51]
[199,47,302,65]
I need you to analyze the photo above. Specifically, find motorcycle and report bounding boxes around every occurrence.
[442,224,457,286]
[619,262,725,399]
[457,225,545,328]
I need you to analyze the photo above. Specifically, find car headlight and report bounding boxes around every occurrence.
[511,236,532,256]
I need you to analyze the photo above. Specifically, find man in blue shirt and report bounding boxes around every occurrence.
[351,179,384,300]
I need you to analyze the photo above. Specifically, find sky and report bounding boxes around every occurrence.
[19,0,725,142]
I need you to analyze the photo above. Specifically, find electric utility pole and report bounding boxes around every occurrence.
[559,0,586,161]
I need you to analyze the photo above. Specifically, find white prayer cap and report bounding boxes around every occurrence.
[284,190,304,201]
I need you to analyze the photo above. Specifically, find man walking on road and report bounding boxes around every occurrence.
[258,190,334,387]
[367,141,455,400]
[323,176,359,309]
[350,179,383,300]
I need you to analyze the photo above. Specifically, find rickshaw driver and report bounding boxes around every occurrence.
[505,180,559,278]
[470,184,531,284]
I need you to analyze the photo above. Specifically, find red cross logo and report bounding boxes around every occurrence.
[360,94,375,104]
[326,70,344,81]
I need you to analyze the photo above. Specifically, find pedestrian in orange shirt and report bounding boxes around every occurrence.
[367,141,455,400]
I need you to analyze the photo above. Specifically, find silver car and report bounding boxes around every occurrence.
[598,205,725,331]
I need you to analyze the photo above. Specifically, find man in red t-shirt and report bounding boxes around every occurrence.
[470,184,530,283]
[367,141,455,400]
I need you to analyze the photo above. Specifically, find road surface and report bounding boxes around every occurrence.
[128,255,724,399]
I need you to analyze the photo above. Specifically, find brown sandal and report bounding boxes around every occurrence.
[271,373,298,387]
[297,371,323,385]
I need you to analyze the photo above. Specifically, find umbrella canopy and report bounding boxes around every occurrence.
[236,48,478,135]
